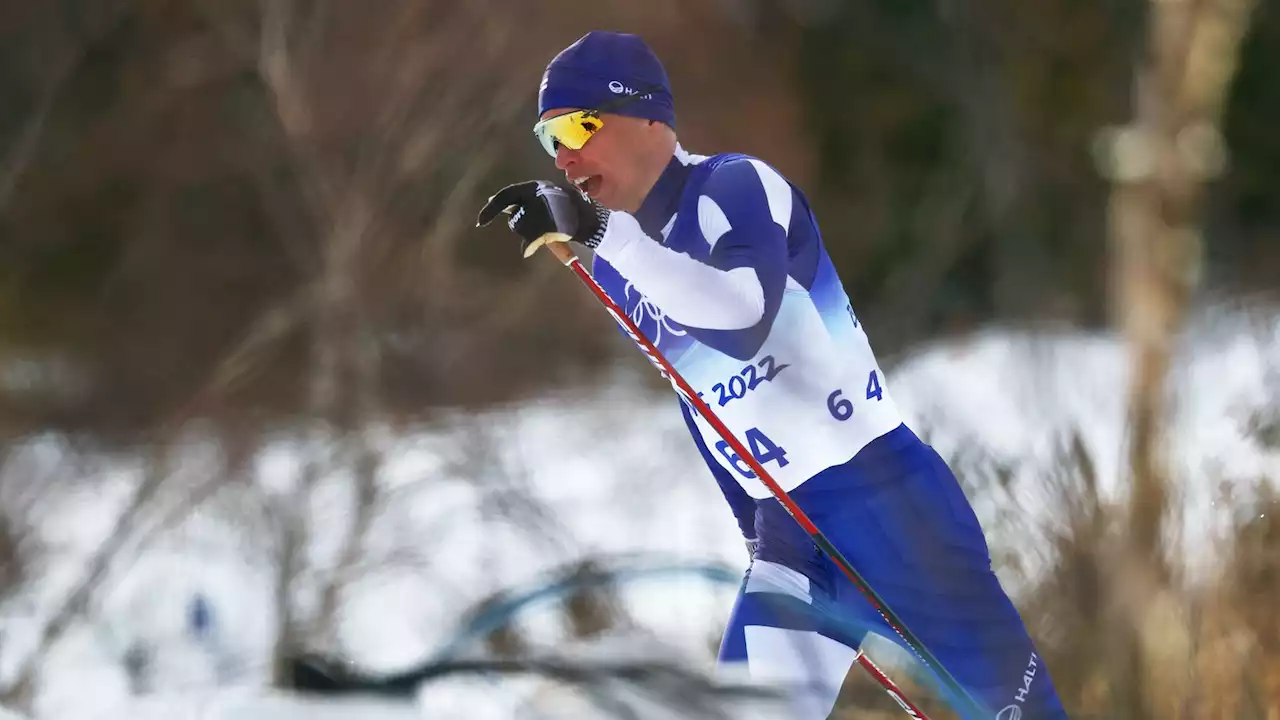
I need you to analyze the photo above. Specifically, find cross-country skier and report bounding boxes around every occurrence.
[477,30,1069,719]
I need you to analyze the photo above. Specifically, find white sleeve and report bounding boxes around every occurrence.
[592,211,765,331]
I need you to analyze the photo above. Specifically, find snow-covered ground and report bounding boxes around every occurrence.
[0,301,1276,719]
[890,303,1280,581]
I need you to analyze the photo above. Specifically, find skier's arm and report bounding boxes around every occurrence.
[592,159,790,344]
[678,399,757,542]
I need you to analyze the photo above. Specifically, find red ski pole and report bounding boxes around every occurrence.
[856,651,928,719]
[536,236,985,719]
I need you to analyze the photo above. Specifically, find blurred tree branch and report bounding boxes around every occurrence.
[0,2,132,214]
[0,444,168,711]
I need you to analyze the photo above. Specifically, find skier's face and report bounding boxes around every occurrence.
[540,108,670,213]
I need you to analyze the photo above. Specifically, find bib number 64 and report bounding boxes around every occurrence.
[715,428,789,479]
[827,370,884,421]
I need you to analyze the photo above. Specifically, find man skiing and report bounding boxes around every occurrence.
[477,30,1069,719]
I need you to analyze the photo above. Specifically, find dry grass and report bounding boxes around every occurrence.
[824,429,1280,720]
[1013,461,1278,719]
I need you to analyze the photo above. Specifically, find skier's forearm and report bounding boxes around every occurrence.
[594,212,764,331]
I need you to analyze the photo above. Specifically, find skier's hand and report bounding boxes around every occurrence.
[746,538,759,563]
[476,180,609,258]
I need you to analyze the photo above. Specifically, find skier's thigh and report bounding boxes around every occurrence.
[838,459,1070,718]
[718,560,860,719]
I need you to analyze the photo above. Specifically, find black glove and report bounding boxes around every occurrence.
[475,180,610,258]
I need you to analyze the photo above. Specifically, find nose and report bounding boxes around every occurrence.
[554,144,580,171]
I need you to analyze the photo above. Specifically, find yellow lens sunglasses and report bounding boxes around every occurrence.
[532,85,664,157]
[533,110,604,157]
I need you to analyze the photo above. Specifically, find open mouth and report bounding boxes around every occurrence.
[571,175,602,198]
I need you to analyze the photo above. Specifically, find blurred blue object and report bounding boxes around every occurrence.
[189,593,213,640]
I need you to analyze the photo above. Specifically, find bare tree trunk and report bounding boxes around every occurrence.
[1101,0,1257,715]
[311,320,383,655]
[268,493,306,687]
[254,0,387,682]
[256,0,332,685]
[265,139,377,688]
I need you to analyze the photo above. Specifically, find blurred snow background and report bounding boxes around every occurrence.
[0,301,1275,719]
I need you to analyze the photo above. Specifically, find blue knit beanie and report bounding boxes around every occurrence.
[538,31,676,129]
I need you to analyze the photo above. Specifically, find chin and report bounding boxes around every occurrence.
[594,191,632,213]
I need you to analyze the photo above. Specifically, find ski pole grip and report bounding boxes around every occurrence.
[543,234,576,265]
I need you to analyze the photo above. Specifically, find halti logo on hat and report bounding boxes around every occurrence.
[608,80,652,99]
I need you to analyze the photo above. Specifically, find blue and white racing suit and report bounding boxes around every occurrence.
[590,145,1068,719]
